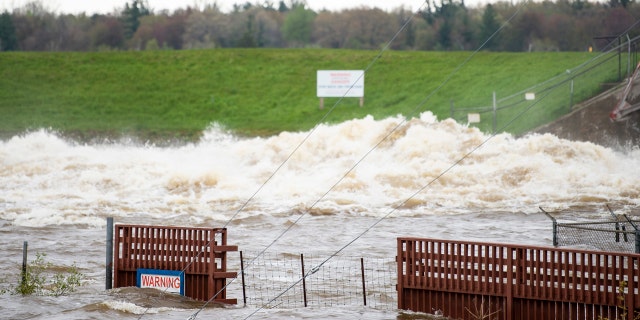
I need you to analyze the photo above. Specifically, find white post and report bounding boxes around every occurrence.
[492,91,497,133]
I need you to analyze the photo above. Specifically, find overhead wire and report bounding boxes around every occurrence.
[184,1,431,319]
[219,5,426,232]
[131,3,428,319]
[16,4,636,320]
[139,2,638,320]
[238,4,640,320]
[239,2,532,318]
[244,90,556,319]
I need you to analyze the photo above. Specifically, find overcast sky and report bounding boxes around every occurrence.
[0,0,489,15]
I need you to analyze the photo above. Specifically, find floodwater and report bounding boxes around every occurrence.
[1,112,639,319]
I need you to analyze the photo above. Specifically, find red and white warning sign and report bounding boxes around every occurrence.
[137,269,184,295]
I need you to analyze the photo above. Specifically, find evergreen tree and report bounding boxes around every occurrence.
[438,19,452,49]
[480,4,501,50]
[278,1,289,12]
[0,11,17,51]
[437,0,456,49]
[236,14,257,47]
[122,0,150,39]
[405,21,416,49]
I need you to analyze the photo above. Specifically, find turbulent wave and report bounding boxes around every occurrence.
[1,112,638,226]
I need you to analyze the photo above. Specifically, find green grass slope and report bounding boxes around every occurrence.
[0,49,618,141]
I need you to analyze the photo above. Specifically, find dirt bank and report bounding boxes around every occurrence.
[531,80,640,151]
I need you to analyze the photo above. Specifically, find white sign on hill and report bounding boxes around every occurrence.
[317,70,364,98]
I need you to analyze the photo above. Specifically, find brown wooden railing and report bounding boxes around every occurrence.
[397,237,640,320]
[113,224,237,303]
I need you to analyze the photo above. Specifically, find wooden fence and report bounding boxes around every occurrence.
[113,224,237,303]
[397,237,640,320]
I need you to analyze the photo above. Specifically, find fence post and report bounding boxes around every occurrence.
[618,36,622,81]
[106,217,113,290]
[607,206,622,242]
[492,92,497,134]
[396,238,405,310]
[569,79,574,111]
[360,257,367,306]
[635,230,640,254]
[540,208,558,246]
[240,251,247,306]
[300,254,308,307]
[22,241,28,287]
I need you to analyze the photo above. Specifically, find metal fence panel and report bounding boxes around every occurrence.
[112,224,238,303]
[398,237,640,320]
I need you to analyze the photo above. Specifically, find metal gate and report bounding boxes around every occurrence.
[113,224,237,303]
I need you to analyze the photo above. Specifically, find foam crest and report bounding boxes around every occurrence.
[1,114,638,226]
[102,300,176,314]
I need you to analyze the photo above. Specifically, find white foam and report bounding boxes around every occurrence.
[102,300,176,314]
[1,113,638,226]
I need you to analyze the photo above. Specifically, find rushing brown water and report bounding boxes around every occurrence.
[1,113,639,319]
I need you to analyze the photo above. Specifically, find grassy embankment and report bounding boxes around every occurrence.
[0,49,619,142]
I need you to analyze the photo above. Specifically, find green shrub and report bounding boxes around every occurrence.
[0,252,84,296]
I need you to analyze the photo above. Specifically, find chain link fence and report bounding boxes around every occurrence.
[541,206,640,253]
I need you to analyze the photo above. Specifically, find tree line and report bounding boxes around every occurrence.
[0,0,639,52]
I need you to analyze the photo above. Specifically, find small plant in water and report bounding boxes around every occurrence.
[14,252,48,295]
[598,281,640,320]
[1,252,84,296]
[465,297,501,320]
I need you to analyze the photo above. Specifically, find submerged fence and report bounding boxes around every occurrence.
[542,207,640,253]
[112,224,238,303]
[397,237,640,320]
[107,218,640,318]
[106,220,396,309]
[233,251,396,309]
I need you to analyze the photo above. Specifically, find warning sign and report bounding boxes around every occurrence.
[317,70,364,98]
[136,269,184,295]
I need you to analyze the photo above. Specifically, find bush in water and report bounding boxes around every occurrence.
[0,252,84,296]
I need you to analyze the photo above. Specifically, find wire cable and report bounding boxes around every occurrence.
[240,1,531,319]
[244,74,556,320]
[185,2,430,319]
[241,6,640,320]
[172,4,638,320]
